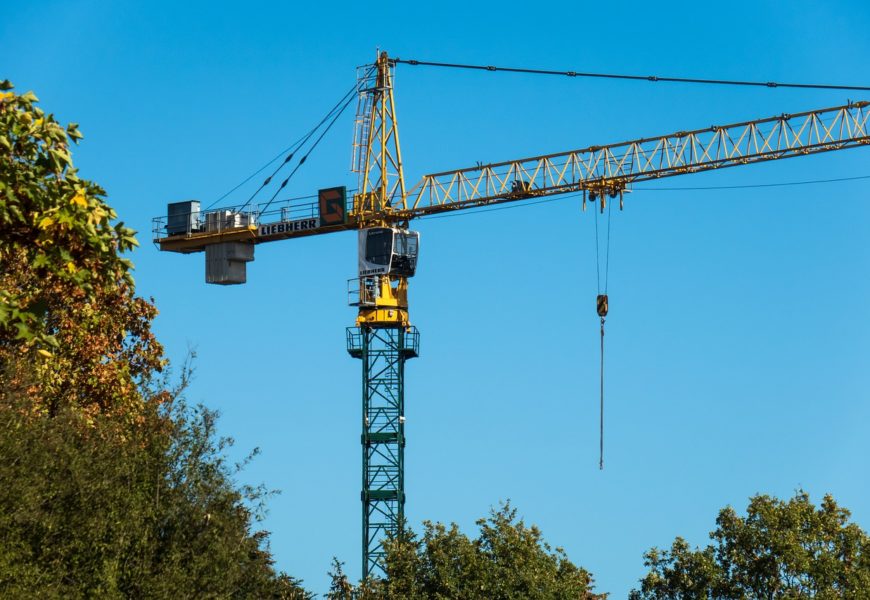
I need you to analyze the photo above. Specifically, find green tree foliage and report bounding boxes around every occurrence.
[630,492,870,599]
[0,387,310,598]
[0,79,138,347]
[327,503,606,599]
[0,80,163,424]
[0,83,310,598]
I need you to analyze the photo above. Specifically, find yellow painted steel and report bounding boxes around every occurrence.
[156,221,355,253]
[399,101,869,216]
[352,52,413,329]
[158,225,258,253]
[355,276,410,327]
[152,53,870,329]
[352,51,407,227]
[155,75,868,253]
[357,308,410,328]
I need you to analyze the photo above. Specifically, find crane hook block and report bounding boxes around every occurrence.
[596,294,609,317]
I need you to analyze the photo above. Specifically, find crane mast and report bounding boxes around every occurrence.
[151,52,869,580]
[347,52,417,578]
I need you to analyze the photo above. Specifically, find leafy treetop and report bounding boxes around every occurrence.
[0,81,163,423]
[0,79,138,348]
[630,491,870,599]
[327,502,606,600]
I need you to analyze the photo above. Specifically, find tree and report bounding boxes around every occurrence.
[327,503,606,599]
[0,80,163,424]
[0,83,310,597]
[630,491,870,599]
[0,380,311,598]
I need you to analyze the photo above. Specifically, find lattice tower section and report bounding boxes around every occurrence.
[347,325,419,579]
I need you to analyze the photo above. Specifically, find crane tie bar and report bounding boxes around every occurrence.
[394,58,870,91]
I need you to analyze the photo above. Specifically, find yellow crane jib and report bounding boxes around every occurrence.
[397,100,870,218]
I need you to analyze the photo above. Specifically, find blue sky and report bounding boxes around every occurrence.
[4,1,870,596]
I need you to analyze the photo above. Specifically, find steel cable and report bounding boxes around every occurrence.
[256,89,359,216]
[237,81,364,214]
[210,66,375,214]
[395,58,870,91]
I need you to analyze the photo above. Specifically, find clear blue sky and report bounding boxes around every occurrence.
[4,1,870,596]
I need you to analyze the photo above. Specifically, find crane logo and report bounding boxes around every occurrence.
[258,219,319,237]
[319,186,347,226]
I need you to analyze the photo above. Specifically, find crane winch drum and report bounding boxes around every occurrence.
[358,227,420,278]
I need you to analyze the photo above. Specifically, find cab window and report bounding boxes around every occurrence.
[365,228,392,265]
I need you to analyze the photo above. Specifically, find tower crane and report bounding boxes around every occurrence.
[153,51,870,579]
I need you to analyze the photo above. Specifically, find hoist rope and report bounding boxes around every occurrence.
[605,199,612,294]
[600,317,605,471]
[394,58,870,91]
[592,199,613,295]
[594,203,601,292]
[593,199,613,470]
[595,203,613,296]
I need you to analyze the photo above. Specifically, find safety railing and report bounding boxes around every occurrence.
[347,276,383,307]
[153,192,357,243]
[152,207,258,241]
[346,325,420,358]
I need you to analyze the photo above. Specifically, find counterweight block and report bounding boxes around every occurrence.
[205,242,254,285]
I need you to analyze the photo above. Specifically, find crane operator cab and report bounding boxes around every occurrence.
[358,227,419,278]
[351,227,420,319]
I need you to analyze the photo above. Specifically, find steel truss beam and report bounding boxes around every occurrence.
[396,101,870,217]
[353,51,407,221]
[154,101,869,252]
[347,325,419,579]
